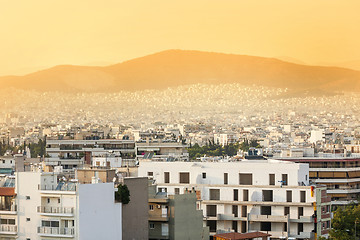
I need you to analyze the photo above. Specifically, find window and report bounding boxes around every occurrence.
[283,222,288,232]
[209,189,220,200]
[232,221,238,232]
[241,205,247,217]
[206,205,217,217]
[147,172,153,177]
[232,205,238,217]
[298,207,303,219]
[149,205,154,211]
[243,189,249,201]
[47,198,50,204]
[282,174,288,186]
[164,172,170,183]
[262,190,273,202]
[224,173,228,185]
[241,221,247,233]
[300,191,306,203]
[1,219,15,225]
[149,223,155,229]
[26,218,31,222]
[269,174,275,185]
[298,223,303,234]
[207,220,217,232]
[202,172,206,179]
[260,222,271,231]
[233,189,238,201]
[284,207,290,216]
[239,173,252,185]
[179,172,190,184]
[261,206,271,215]
[41,220,59,227]
[286,190,292,202]
[158,187,167,193]
[26,196,30,200]
[175,188,180,195]
[58,198,61,204]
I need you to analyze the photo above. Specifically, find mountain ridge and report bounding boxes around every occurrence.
[1,49,360,93]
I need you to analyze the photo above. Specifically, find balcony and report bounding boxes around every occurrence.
[38,227,74,238]
[37,206,74,217]
[290,216,313,223]
[291,232,315,239]
[0,225,17,235]
[38,182,77,192]
[148,213,169,222]
[0,204,17,215]
[249,215,288,222]
[217,214,246,221]
[259,231,288,238]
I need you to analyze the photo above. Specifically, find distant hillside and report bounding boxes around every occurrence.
[1,50,360,92]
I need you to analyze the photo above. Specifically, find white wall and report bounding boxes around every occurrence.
[78,183,122,240]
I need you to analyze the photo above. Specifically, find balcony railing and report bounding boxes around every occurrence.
[37,206,74,215]
[38,184,77,191]
[0,204,17,212]
[0,224,17,233]
[38,226,74,236]
[148,213,169,221]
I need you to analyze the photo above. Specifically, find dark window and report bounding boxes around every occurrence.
[269,174,275,185]
[298,223,303,234]
[175,188,180,195]
[179,172,190,184]
[147,172,153,177]
[224,173,228,185]
[261,206,271,215]
[232,221,238,232]
[206,205,217,217]
[232,205,238,217]
[241,206,247,217]
[26,218,31,222]
[286,190,292,202]
[282,174,288,186]
[298,207,303,219]
[164,172,170,183]
[300,191,306,203]
[207,220,217,232]
[283,222,287,232]
[262,190,273,202]
[209,189,220,200]
[47,198,50,203]
[233,189,238,201]
[58,198,60,204]
[243,189,249,201]
[260,222,271,231]
[26,196,30,200]
[241,221,247,233]
[202,172,206,179]
[239,173,252,185]
[284,207,290,216]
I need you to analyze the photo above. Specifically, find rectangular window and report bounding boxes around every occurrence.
[282,174,288,186]
[261,206,271,215]
[300,191,306,203]
[269,174,275,185]
[147,172,153,177]
[202,172,206,179]
[241,221,247,233]
[207,220,217,232]
[232,205,238,217]
[243,189,249,201]
[209,189,220,200]
[262,190,273,202]
[283,222,287,232]
[26,196,30,200]
[206,205,217,217]
[233,189,238,201]
[298,207,303,219]
[286,190,292,202]
[58,198,61,204]
[47,198,50,203]
[175,188,180,195]
[26,218,30,222]
[298,223,303,234]
[164,172,170,183]
[239,173,252,185]
[149,223,155,229]
[241,206,247,217]
[41,220,59,227]
[224,173,228,185]
[284,207,290,216]
[232,221,238,232]
[260,222,271,231]
[149,205,154,211]
[179,172,190,184]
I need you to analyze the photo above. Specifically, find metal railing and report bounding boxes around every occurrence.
[0,224,17,232]
[38,226,75,236]
[37,206,74,214]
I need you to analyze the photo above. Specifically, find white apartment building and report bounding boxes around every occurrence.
[138,160,330,239]
[0,172,122,240]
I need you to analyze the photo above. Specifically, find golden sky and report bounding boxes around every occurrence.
[1,0,360,76]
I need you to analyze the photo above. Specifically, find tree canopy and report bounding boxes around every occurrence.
[330,204,360,240]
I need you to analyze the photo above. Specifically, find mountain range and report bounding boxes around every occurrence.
[1,50,360,93]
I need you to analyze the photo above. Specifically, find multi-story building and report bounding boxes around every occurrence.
[274,156,360,206]
[136,140,189,161]
[45,139,136,170]
[0,172,123,240]
[138,160,331,239]
[148,182,209,240]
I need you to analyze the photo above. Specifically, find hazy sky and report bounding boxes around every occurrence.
[1,0,360,76]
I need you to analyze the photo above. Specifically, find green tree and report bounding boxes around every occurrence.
[115,184,130,204]
[330,204,360,240]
